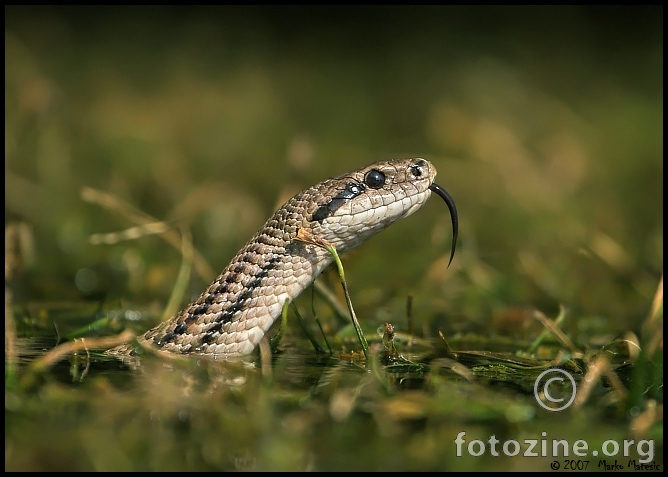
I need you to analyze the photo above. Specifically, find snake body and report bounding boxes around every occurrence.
[129,158,457,357]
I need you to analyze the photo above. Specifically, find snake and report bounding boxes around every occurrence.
[114,158,458,358]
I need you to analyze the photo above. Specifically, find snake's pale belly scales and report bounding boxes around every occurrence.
[121,158,450,358]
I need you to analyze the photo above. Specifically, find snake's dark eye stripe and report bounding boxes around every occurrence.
[364,169,386,189]
[312,181,367,221]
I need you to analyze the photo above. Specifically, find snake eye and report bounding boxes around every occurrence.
[364,169,386,189]
[410,164,423,177]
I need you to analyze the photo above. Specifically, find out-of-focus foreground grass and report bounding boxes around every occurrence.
[5,6,662,471]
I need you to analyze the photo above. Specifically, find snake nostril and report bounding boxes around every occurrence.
[411,159,427,177]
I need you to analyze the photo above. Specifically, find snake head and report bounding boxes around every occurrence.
[305,158,457,265]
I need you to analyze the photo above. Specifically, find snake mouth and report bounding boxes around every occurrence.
[429,183,459,267]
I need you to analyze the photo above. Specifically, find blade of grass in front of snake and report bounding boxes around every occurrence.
[323,242,370,361]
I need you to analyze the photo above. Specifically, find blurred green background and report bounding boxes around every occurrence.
[5,6,663,471]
